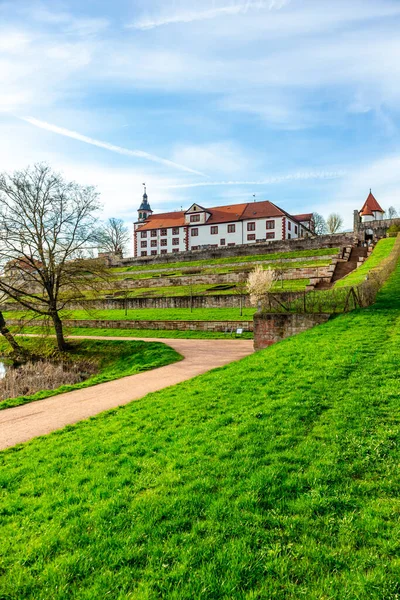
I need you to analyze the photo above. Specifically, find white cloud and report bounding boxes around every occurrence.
[130,0,289,30]
[19,117,207,176]
[171,141,253,176]
[164,170,346,189]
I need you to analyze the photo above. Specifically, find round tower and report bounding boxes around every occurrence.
[137,184,153,222]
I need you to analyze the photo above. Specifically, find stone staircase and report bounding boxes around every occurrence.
[309,245,369,291]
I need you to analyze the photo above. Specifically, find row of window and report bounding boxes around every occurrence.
[141,238,181,248]
[141,227,180,238]
[140,219,281,238]
[141,248,180,256]
[142,231,277,250]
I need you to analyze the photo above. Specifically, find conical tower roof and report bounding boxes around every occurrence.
[360,190,384,215]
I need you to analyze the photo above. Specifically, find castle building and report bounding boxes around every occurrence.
[359,190,385,223]
[133,190,313,257]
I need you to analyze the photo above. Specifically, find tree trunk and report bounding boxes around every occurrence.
[50,309,68,351]
[0,311,23,354]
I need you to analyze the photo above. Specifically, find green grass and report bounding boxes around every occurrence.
[1,262,400,598]
[0,338,181,411]
[11,326,254,340]
[335,238,396,288]
[6,307,256,322]
[111,247,339,273]
[110,258,332,281]
[88,278,309,299]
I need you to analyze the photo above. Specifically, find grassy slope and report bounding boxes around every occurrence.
[112,247,339,273]
[335,238,396,288]
[1,263,400,598]
[0,338,181,411]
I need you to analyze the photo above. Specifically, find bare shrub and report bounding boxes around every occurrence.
[0,360,97,400]
[247,266,275,307]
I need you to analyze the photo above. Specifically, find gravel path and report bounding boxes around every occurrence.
[0,336,253,450]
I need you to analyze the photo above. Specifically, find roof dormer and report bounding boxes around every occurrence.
[184,203,211,225]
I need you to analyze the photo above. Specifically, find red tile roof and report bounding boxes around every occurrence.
[360,192,384,215]
[136,200,296,231]
[293,213,313,222]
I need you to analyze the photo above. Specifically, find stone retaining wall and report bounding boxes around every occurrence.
[253,312,330,350]
[119,233,354,268]
[9,318,253,333]
[1,292,304,312]
[113,266,332,290]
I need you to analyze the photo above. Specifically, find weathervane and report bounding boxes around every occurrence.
[143,182,146,195]
[253,194,256,203]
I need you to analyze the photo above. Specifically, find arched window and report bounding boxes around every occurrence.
[139,212,142,219]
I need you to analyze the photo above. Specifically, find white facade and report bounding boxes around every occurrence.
[134,201,309,258]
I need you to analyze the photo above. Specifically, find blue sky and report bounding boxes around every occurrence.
[1,0,400,231]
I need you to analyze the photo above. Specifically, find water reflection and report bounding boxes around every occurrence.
[0,362,7,379]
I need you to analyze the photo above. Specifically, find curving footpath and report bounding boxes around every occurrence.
[0,336,253,450]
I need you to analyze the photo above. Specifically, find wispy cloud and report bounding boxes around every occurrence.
[130,0,289,30]
[164,170,346,188]
[19,117,207,176]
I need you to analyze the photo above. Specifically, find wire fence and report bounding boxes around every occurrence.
[261,235,400,314]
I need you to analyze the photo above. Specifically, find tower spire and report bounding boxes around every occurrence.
[137,183,152,222]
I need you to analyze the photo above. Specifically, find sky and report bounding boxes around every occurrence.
[1,0,400,237]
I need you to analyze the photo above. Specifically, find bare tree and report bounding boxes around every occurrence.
[387,206,398,219]
[313,212,327,235]
[0,164,106,351]
[326,213,344,234]
[246,266,275,308]
[0,310,24,355]
[97,217,130,257]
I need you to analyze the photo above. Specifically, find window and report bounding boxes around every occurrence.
[160,249,167,255]
[288,233,291,239]
[141,240,147,248]
[228,243,236,247]
[210,226,218,235]
[247,222,256,231]
[220,239,226,245]
[288,221,291,231]
[151,230,157,237]
[191,245,199,250]
[266,232,275,239]
[151,240,157,247]
[172,238,179,246]
[172,227,179,235]
[160,228,167,236]
[161,239,167,246]
[227,224,236,233]
[190,214,200,223]
[294,225,298,234]
[191,228,198,237]
[247,234,256,241]
[210,244,218,248]
[172,248,179,253]
[141,231,147,238]
[266,220,275,230]
[151,250,157,255]
[141,251,147,256]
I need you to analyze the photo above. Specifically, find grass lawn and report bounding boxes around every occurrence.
[11,326,255,340]
[6,307,256,323]
[335,238,396,288]
[0,338,181,411]
[89,278,309,298]
[1,262,399,598]
[111,258,332,281]
[111,247,339,273]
